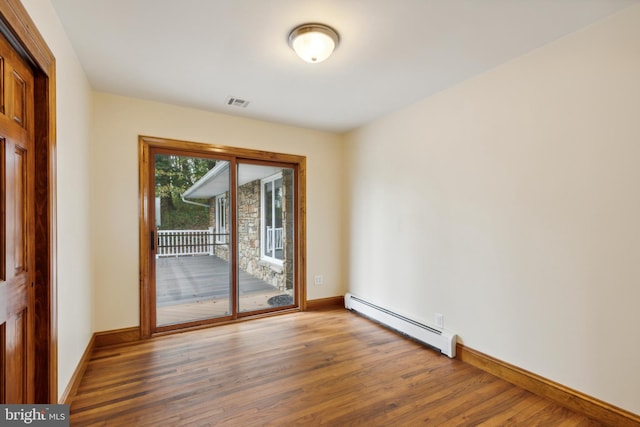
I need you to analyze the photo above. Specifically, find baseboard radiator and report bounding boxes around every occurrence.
[345,293,457,358]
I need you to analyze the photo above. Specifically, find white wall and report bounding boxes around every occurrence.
[345,5,640,415]
[21,0,94,399]
[91,93,345,331]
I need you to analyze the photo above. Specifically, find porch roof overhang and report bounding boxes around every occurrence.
[182,161,230,199]
[182,161,282,200]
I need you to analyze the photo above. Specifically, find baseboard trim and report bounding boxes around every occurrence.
[94,326,141,348]
[59,334,95,405]
[306,296,345,310]
[456,343,640,426]
[60,327,142,404]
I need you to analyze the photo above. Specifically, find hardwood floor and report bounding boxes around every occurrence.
[70,308,603,426]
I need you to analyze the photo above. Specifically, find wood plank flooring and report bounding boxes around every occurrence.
[156,255,289,325]
[156,290,285,326]
[70,308,603,426]
[156,255,279,306]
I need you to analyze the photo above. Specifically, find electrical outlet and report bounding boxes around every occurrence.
[314,275,324,285]
[435,313,444,328]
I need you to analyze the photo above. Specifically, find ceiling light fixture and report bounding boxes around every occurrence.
[288,23,340,63]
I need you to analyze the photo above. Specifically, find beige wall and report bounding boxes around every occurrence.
[91,93,346,331]
[345,5,640,414]
[22,0,94,399]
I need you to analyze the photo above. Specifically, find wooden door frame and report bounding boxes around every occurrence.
[139,136,306,338]
[0,0,57,403]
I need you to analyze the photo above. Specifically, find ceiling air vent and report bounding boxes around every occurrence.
[226,96,250,108]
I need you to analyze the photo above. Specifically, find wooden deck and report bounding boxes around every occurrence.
[70,308,604,426]
[156,255,287,325]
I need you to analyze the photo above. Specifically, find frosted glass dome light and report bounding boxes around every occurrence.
[288,23,339,63]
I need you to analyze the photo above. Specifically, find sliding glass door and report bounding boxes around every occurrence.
[140,138,304,335]
[237,163,296,313]
[153,153,232,327]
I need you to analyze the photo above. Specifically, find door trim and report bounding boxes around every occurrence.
[0,0,57,403]
[139,136,307,339]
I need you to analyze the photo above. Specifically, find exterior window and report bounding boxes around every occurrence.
[261,173,283,264]
[215,194,228,243]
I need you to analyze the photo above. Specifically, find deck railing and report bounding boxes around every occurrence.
[266,227,283,252]
[157,228,225,257]
[157,227,280,258]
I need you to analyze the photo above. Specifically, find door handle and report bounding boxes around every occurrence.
[150,230,155,251]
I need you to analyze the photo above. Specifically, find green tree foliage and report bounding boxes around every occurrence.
[154,154,217,230]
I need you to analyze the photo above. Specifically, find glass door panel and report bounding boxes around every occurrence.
[154,154,231,326]
[237,163,295,313]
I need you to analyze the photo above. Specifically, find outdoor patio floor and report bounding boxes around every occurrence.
[155,255,287,325]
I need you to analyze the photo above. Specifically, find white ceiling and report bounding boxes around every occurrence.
[50,0,638,134]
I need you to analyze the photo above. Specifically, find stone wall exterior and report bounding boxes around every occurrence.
[282,169,295,291]
[207,170,295,293]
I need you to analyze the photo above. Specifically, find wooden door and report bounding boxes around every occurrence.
[0,29,35,404]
